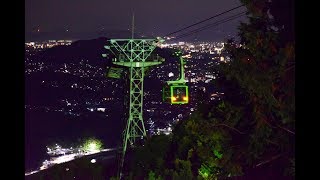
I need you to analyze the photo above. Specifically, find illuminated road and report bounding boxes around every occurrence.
[25,148,119,176]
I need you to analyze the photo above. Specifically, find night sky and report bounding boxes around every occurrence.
[25,0,247,40]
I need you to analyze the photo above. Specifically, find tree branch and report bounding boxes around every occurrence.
[214,124,246,134]
[255,154,282,167]
[270,113,295,135]
[277,125,295,135]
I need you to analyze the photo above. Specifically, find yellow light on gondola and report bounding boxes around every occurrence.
[171,96,177,101]
[183,96,188,101]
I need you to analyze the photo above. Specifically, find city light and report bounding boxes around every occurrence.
[91,159,96,163]
[25,40,73,49]
[25,39,230,176]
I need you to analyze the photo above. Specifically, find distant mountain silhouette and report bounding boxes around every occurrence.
[25,30,142,42]
[36,37,176,67]
[37,37,110,66]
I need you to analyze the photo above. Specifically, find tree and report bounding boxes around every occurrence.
[124,0,294,179]
[211,0,295,177]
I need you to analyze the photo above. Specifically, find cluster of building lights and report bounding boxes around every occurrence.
[159,41,225,56]
[25,40,73,49]
[26,140,108,176]
[25,39,229,177]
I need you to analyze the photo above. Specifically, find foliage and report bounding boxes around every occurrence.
[124,0,294,179]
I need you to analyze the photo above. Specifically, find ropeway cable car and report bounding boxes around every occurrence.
[162,50,189,104]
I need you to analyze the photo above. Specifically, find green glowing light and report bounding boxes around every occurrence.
[199,165,210,178]
[213,149,223,159]
[82,138,103,152]
[202,172,209,178]
[106,67,123,79]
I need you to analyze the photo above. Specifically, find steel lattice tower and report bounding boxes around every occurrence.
[103,38,164,177]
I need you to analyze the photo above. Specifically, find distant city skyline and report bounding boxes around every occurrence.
[25,30,237,42]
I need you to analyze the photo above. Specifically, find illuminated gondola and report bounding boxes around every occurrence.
[162,50,189,104]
